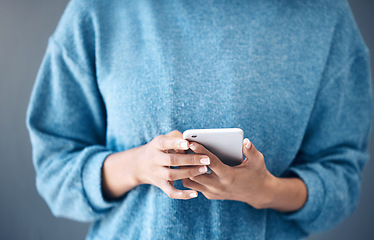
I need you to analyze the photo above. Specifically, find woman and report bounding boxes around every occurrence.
[26,0,372,239]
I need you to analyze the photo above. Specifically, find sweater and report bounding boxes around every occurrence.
[26,0,373,239]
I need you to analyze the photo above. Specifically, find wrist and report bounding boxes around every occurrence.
[131,144,147,186]
[102,148,142,199]
[257,175,281,209]
[119,147,143,188]
[253,173,280,209]
[238,172,278,209]
[260,175,308,212]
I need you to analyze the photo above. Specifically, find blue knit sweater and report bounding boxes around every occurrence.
[26,0,372,239]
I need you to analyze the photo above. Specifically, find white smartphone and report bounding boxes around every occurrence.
[183,128,244,174]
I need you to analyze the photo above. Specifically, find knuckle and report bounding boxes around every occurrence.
[159,137,167,149]
[161,184,175,199]
[164,171,174,181]
[154,135,162,142]
[171,130,180,134]
[160,185,171,198]
[153,135,163,146]
[166,191,173,199]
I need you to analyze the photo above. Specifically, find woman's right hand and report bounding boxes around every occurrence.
[102,130,211,200]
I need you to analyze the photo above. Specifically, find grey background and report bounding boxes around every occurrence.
[0,0,373,239]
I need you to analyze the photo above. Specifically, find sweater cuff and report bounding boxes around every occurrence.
[281,165,325,224]
[82,149,122,212]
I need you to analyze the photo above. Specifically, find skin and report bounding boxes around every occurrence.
[102,130,307,212]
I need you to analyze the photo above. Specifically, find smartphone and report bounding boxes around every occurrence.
[183,128,244,174]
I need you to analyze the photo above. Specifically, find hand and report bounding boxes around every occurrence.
[102,130,211,200]
[182,139,307,211]
[181,138,274,208]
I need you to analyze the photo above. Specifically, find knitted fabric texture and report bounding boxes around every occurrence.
[26,0,372,239]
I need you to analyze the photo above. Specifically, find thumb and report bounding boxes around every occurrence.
[242,138,258,160]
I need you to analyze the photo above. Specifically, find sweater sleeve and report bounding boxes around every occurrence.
[281,49,373,233]
[26,1,121,222]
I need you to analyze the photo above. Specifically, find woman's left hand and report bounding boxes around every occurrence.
[182,138,277,209]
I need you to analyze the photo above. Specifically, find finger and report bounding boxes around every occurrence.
[166,149,186,154]
[189,171,219,186]
[242,138,262,161]
[161,165,209,181]
[165,130,188,154]
[174,149,186,154]
[159,180,198,199]
[189,142,227,175]
[153,134,190,151]
[182,178,209,193]
[161,152,210,166]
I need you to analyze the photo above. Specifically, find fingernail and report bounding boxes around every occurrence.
[200,157,210,165]
[244,138,252,149]
[199,166,208,173]
[190,192,198,198]
[179,140,189,150]
[190,143,196,151]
